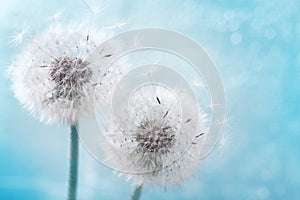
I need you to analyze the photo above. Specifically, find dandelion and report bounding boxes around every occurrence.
[8,23,115,124]
[102,84,208,199]
[8,22,117,200]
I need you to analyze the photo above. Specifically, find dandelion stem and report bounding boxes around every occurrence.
[67,123,79,200]
[131,185,143,200]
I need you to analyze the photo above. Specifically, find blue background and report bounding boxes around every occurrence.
[1,0,300,199]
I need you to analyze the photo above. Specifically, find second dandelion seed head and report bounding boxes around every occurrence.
[102,84,208,187]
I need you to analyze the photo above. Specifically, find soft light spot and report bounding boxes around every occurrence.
[269,123,281,133]
[230,32,242,45]
[264,28,276,40]
[281,23,293,42]
[288,120,300,133]
[228,20,240,32]
[249,42,261,53]
[192,79,205,87]
[295,22,300,34]
[256,187,270,199]
[296,52,300,66]
[223,10,235,21]
[216,21,227,33]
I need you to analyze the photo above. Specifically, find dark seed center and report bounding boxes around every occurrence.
[49,57,92,99]
[135,119,176,154]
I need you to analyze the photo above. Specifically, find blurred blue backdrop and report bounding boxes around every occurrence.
[0,0,300,199]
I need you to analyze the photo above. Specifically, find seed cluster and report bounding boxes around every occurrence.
[135,119,176,154]
[48,57,92,100]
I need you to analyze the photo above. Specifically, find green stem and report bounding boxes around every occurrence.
[67,123,79,200]
[131,185,143,200]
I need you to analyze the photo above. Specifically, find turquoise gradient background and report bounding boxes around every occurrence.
[1,0,300,199]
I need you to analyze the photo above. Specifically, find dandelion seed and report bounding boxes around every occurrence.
[217,132,232,154]
[207,102,222,112]
[104,18,129,30]
[49,11,62,22]
[9,24,30,47]
[82,0,104,14]
[216,117,233,155]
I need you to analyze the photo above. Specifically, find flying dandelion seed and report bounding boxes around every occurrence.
[49,11,62,22]
[82,0,104,14]
[9,24,30,47]
[104,18,129,30]
[216,117,233,155]
[217,132,231,154]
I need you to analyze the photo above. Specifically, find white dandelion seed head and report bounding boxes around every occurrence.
[101,84,209,187]
[8,22,117,124]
